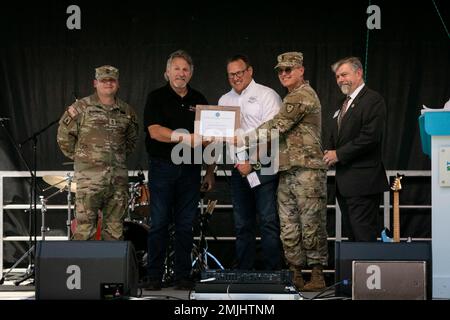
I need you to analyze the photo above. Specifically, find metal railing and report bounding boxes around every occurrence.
[1,170,431,279]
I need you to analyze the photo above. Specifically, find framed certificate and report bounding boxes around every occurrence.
[195,105,240,139]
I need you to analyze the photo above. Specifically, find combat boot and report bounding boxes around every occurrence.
[303,264,326,291]
[290,266,304,290]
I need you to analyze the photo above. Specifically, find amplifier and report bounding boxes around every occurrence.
[352,261,427,300]
[201,269,293,285]
[35,241,138,300]
[334,241,432,298]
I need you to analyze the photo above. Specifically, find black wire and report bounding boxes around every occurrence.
[431,0,450,39]
[313,292,345,299]
[309,279,351,300]
[287,278,307,300]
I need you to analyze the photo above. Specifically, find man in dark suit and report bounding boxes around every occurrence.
[323,57,389,241]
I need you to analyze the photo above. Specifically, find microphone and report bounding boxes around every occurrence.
[0,117,10,121]
[72,92,78,101]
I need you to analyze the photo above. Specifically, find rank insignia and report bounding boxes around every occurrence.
[63,116,72,126]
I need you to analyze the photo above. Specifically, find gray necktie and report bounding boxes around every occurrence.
[337,96,351,130]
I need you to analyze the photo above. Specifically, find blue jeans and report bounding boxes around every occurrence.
[146,157,201,281]
[231,169,282,270]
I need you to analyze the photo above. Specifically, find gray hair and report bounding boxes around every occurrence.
[331,57,363,73]
[164,49,194,81]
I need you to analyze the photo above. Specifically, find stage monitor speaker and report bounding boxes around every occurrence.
[352,261,426,300]
[334,241,431,299]
[35,241,138,300]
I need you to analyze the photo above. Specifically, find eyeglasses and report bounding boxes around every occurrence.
[227,68,248,79]
[277,67,294,75]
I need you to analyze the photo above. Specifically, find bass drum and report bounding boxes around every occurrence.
[131,183,150,219]
[70,216,102,240]
[123,221,150,280]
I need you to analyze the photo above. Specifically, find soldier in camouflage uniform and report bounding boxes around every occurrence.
[57,65,138,240]
[237,52,328,291]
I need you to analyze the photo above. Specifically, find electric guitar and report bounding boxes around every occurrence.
[381,174,404,243]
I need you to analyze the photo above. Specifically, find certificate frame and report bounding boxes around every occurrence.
[194,105,240,139]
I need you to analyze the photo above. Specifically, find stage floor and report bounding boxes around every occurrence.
[0,274,337,300]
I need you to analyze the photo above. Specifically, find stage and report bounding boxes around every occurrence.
[0,272,337,301]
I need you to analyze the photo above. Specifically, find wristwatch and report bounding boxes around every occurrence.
[252,161,262,171]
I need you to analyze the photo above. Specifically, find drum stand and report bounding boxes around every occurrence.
[65,174,74,239]
[191,199,224,273]
[125,182,138,221]
[41,173,74,239]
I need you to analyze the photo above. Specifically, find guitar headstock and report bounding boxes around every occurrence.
[391,173,405,192]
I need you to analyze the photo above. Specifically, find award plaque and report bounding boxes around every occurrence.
[194,105,240,139]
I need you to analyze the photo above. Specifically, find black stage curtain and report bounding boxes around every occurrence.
[1,0,448,172]
[0,1,448,257]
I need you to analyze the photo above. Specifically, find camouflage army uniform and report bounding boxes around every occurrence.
[257,78,328,268]
[57,92,138,240]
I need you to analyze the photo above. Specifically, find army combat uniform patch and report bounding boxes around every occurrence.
[62,105,82,126]
[67,105,79,118]
[286,104,295,113]
[63,115,72,125]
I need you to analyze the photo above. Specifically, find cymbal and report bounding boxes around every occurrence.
[43,175,77,193]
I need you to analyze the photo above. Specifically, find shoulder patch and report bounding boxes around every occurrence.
[286,104,295,113]
[67,105,79,118]
[63,115,72,126]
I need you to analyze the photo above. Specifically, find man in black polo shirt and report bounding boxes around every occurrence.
[143,50,215,290]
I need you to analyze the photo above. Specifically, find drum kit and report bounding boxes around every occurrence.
[41,172,151,277]
[40,171,222,283]
[40,173,151,238]
[123,180,152,279]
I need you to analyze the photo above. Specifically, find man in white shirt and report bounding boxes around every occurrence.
[219,54,283,270]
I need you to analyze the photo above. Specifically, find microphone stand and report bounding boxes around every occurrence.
[0,118,36,284]
[191,195,223,275]
[0,117,59,285]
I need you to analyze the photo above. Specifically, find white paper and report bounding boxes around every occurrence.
[445,99,450,110]
[199,110,236,137]
[421,104,450,115]
[246,171,261,188]
[235,147,249,161]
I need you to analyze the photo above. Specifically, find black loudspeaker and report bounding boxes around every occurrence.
[35,241,138,300]
[352,261,427,300]
[334,241,432,299]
